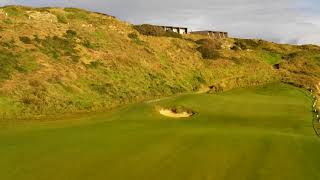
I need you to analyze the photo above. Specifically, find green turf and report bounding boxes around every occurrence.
[0,83,319,180]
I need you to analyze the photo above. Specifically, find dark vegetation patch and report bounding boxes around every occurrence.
[133,24,182,38]
[30,30,81,63]
[19,36,32,44]
[86,60,103,69]
[39,36,80,62]
[3,18,13,24]
[0,48,19,80]
[128,32,144,45]
[90,83,114,95]
[56,14,68,24]
[0,48,38,81]
[232,38,260,51]
[196,39,222,59]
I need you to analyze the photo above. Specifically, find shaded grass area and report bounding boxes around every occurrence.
[0,83,318,180]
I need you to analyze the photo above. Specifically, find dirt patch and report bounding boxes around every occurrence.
[159,106,195,118]
[26,11,58,23]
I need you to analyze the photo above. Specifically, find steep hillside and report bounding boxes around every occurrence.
[0,6,319,120]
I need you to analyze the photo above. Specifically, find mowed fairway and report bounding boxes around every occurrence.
[1,83,320,180]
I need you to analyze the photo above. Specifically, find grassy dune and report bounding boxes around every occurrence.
[1,83,318,180]
[0,6,319,120]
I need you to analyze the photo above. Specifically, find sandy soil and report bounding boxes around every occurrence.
[159,109,193,118]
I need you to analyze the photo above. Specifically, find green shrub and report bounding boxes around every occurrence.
[87,61,102,69]
[38,35,80,62]
[0,48,38,81]
[197,46,221,59]
[133,24,183,39]
[33,35,41,43]
[65,8,89,20]
[0,49,18,80]
[19,36,32,44]
[164,30,182,38]
[128,32,138,39]
[64,30,77,39]
[3,6,22,16]
[0,40,16,49]
[57,14,68,24]
[83,39,95,49]
[3,18,13,24]
[196,39,222,50]
[16,52,38,73]
[128,32,144,45]
[90,83,113,94]
[196,39,222,59]
[233,38,260,50]
[133,24,165,36]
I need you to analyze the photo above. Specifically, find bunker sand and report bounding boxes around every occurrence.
[159,109,193,118]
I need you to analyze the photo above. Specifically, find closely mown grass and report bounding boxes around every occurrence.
[0,83,318,180]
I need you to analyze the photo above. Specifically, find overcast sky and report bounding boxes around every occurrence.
[1,0,320,45]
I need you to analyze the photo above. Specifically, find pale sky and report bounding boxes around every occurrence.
[1,0,320,45]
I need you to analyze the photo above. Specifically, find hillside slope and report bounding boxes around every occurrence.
[0,6,319,120]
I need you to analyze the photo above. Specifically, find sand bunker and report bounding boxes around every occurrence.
[159,108,194,118]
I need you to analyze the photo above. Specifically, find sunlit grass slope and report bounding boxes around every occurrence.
[1,6,319,120]
[1,83,318,180]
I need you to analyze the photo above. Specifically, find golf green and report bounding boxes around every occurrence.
[1,83,319,180]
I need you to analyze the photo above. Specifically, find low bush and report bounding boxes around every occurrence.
[64,30,77,39]
[0,40,16,48]
[128,32,144,45]
[3,6,23,16]
[83,39,96,49]
[133,24,182,38]
[133,24,165,36]
[232,38,260,50]
[196,39,222,50]
[197,46,221,59]
[87,60,103,69]
[19,36,32,44]
[65,8,89,20]
[164,30,182,38]
[128,32,138,39]
[3,18,13,24]
[37,31,80,62]
[0,48,18,80]
[196,39,222,59]
[57,14,68,24]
